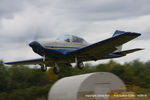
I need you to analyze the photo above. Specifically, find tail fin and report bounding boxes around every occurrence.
[112,30,126,52]
[112,30,126,37]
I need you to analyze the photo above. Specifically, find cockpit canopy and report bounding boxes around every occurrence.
[57,35,86,43]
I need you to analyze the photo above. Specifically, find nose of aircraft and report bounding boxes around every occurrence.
[29,41,38,47]
[29,41,44,49]
[29,41,45,56]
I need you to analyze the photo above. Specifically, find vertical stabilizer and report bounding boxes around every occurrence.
[112,30,126,52]
[112,30,126,37]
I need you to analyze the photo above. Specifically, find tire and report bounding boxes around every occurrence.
[68,64,72,67]
[53,66,60,74]
[41,65,47,72]
[77,62,84,70]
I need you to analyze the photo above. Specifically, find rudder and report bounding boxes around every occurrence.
[112,30,126,37]
[112,30,126,52]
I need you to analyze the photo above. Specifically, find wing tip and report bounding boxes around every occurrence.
[126,32,141,37]
[4,62,13,65]
[4,62,9,64]
[135,48,144,51]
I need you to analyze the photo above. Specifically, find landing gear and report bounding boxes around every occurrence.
[75,57,84,70]
[40,55,47,72]
[53,63,60,74]
[68,63,72,67]
[77,62,84,70]
[40,64,47,72]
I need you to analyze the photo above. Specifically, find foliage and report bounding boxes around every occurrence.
[0,59,150,100]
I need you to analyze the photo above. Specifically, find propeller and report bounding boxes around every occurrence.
[25,28,44,58]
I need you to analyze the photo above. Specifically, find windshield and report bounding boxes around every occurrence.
[57,35,86,43]
[57,35,71,42]
[72,36,84,43]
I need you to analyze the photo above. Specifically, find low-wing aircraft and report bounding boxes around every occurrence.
[5,30,143,74]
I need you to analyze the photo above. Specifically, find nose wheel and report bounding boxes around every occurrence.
[53,63,60,74]
[77,62,84,70]
[41,64,47,72]
[75,57,84,70]
[40,55,47,72]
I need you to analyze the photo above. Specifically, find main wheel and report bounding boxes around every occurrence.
[53,66,60,74]
[41,64,47,72]
[68,63,72,67]
[77,62,84,70]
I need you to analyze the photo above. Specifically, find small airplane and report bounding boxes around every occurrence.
[5,30,143,74]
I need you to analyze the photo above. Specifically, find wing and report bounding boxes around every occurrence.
[67,32,141,61]
[5,58,44,65]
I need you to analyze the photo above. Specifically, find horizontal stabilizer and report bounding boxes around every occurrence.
[114,48,144,55]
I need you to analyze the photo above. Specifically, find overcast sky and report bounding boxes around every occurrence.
[0,0,150,64]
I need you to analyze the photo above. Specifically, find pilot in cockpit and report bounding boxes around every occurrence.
[57,35,86,43]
